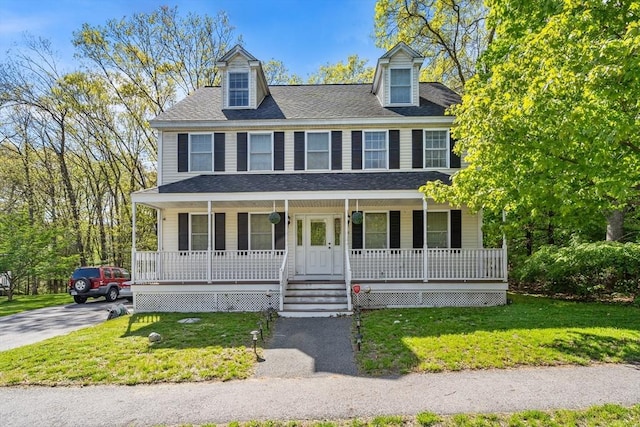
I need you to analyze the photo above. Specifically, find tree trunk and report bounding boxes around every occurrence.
[606,209,624,241]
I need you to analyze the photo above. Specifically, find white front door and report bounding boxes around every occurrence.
[298,214,343,278]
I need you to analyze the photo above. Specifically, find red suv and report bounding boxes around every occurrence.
[68,266,131,304]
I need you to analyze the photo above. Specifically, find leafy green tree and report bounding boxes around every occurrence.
[374,0,491,92]
[307,55,374,84]
[0,211,78,301]
[422,0,640,242]
[263,59,303,85]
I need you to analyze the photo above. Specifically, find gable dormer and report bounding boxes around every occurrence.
[372,42,424,107]
[216,45,270,109]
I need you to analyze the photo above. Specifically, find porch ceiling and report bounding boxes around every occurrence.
[135,198,427,210]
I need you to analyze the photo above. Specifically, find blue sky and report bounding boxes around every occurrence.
[0,0,384,77]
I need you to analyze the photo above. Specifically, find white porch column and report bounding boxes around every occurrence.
[156,208,163,281]
[423,198,428,282]
[345,198,352,311]
[131,202,137,284]
[284,199,289,251]
[502,210,508,282]
[207,200,212,283]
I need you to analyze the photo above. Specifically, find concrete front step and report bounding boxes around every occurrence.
[287,283,346,291]
[278,310,352,318]
[286,290,346,297]
[283,302,349,311]
[284,296,348,304]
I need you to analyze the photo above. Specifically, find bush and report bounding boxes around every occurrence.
[513,242,640,298]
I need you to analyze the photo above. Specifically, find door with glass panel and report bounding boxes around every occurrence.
[303,215,343,277]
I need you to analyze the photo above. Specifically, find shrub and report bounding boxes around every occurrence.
[513,242,640,298]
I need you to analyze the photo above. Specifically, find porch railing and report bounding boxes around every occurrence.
[278,250,288,311]
[350,248,505,281]
[134,248,505,284]
[135,250,286,282]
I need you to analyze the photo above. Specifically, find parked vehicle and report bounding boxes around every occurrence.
[68,266,131,304]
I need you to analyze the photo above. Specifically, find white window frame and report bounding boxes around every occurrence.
[389,67,412,105]
[189,133,213,172]
[426,210,450,248]
[189,213,210,251]
[228,71,249,108]
[363,211,389,249]
[363,130,388,170]
[424,128,450,169]
[305,131,331,171]
[249,213,274,250]
[248,132,273,171]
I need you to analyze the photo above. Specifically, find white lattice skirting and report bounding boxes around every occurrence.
[135,292,281,313]
[352,291,506,308]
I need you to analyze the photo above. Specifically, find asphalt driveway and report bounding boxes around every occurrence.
[0,299,132,351]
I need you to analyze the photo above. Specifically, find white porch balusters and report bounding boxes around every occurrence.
[345,198,353,311]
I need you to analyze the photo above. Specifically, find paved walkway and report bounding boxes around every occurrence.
[1,312,639,426]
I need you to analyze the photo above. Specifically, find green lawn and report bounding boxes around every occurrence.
[196,404,640,426]
[0,293,73,317]
[356,293,640,375]
[0,311,268,385]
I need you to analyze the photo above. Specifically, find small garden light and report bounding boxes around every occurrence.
[250,330,260,357]
[356,333,362,351]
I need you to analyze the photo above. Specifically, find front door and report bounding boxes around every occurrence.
[298,215,343,278]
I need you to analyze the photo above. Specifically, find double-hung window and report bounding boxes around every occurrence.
[229,72,249,107]
[364,131,387,169]
[190,134,213,172]
[424,130,449,168]
[250,214,272,250]
[249,133,272,171]
[306,132,330,170]
[427,212,448,248]
[390,68,411,104]
[191,214,209,251]
[364,212,388,249]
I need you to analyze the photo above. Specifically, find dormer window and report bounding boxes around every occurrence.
[390,68,411,104]
[229,72,249,107]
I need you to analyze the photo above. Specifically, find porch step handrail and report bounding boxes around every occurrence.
[278,250,288,311]
[345,244,353,311]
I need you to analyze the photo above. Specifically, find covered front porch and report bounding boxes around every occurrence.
[131,187,507,313]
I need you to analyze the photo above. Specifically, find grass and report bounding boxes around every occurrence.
[356,293,640,375]
[0,311,269,385]
[0,293,73,317]
[176,404,640,426]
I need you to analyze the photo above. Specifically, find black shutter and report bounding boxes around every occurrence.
[237,132,247,171]
[178,133,189,172]
[178,213,189,251]
[331,131,342,170]
[237,213,248,250]
[274,212,285,249]
[451,209,462,248]
[412,210,424,248]
[412,129,423,169]
[389,130,400,169]
[450,135,461,168]
[294,131,305,170]
[274,132,285,171]
[389,210,401,248]
[352,211,363,249]
[351,131,362,170]
[214,133,225,172]
[214,213,225,251]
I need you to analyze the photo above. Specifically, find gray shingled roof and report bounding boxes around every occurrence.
[151,83,460,123]
[158,171,451,194]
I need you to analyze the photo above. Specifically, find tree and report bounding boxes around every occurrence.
[307,55,374,84]
[374,0,491,92]
[422,0,640,242]
[0,211,77,301]
[262,59,302,85]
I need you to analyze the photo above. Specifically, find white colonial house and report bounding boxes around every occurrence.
[130,43,507,315]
